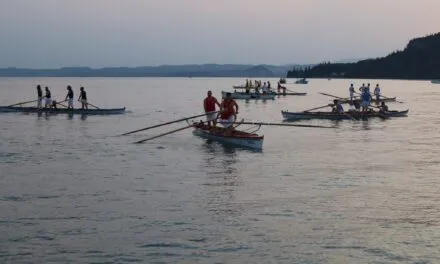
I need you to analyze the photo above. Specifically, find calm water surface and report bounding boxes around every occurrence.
[1,77,440,263]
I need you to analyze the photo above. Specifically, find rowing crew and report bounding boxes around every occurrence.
[36,85,88,109]
[204,91,239,129]
[331,99,389,114]
[349,83,381,101]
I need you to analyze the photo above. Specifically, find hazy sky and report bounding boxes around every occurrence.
[0,0,439,68]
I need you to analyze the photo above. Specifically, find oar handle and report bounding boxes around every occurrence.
[120,111,219,136]
[8,99,39,107]
[134,124,193,144]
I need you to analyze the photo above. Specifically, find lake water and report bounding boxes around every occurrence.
[1,77,440,264]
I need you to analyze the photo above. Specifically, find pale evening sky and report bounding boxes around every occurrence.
[0,0,439,68]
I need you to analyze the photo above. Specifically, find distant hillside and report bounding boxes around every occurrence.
[287,32,440,79]
[0,64,304,78]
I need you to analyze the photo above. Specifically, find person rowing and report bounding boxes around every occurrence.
[203,90,221,127]
[349,83,355,101]
[78,87,87,110]
[44,86,52,108]
[374,84,381,101]
[218,92,239,129]
[36,85,43,108]
[379,101,389,114]
[331,99,344,113]
[65,85,74,109]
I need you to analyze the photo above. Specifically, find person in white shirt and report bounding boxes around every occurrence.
[349,84,355,101]
[374,84,381,101]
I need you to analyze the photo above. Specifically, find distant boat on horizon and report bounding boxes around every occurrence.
[295,78,308,84]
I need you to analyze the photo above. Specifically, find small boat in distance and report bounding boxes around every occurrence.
[0,106,126,115]
[281,109,409,121]
[431,80,440,84]
[191,121,264,150]
[221,90,276,100]
[279,78,286,84]
[295,78,308,84]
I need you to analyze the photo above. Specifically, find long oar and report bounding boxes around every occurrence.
[302,104,332,112]
[8,99,38,107]
[56,100,68,108]
[120,111,219,136]
[229,122,335,129]
[86,102,100,109]
[319,92,346,99]
[134,124,193,144]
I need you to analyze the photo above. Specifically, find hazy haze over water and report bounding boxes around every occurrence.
[0,0,440,68]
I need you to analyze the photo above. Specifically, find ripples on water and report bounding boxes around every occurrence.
[1,78,440,263]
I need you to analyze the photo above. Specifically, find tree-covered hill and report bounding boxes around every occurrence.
[287,32,440,79]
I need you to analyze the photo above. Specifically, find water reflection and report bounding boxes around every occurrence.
[199,141,244,220]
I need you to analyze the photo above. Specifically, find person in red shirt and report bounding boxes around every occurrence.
[203,90,221,127]
[219,92,239,128]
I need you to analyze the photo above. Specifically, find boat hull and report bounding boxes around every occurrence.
[282,110,409,121]
[0,106,126,115]
[192,124,264,149]
[222,91,275,100]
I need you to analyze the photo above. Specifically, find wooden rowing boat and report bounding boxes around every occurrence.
[191,122,264,149]
[222,91,276,100]
[281,109,409,121]
[0,106,126,115]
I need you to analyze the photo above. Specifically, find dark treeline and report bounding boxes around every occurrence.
[287,32,440,79]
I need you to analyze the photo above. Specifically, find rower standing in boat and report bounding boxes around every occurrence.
[203,90,221,127]
[44,86,52,108]
[218,92,239,128]
[361,88,372,112]
[349,83,355,101]
[374,84,381,101]
[359,83,366,93]
[36,85,43,108]
[65,85,74,109]
[78,87,87,110]
[262,82,268,94]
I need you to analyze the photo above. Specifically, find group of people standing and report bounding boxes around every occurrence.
[203,91,238,129]
[330,83,388,114]
[244,79,273,94]
[348,83,382,112]
[36,85,88,109]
